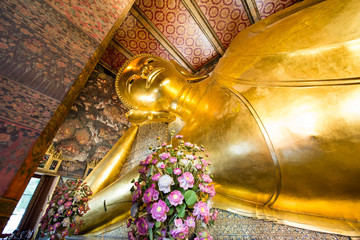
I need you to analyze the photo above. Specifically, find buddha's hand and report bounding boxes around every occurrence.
[125,109,176,125]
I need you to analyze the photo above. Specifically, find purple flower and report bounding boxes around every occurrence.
[193,201,210,221]
[185,216,196,228]
[142,183,159,204]
[198,230,213,240]
[150,200,169,222]
[151,158,158,165]
[173,168,182,175]
[61,229,69,237]
[74,228,80,235]
[128,231,136,240]
[136,217,148,236]
[54,222,61,230]
[169,157,177,163]
[65,209,73,216]
[167,190,184,206]
[202,174,212,183]
[126,218,132,228]
[178,172,194,190]
[152,173,161,181]
[132,185,142,202]
[159,152,171,160]
[158,174,174,193]
[170,226,189,239]
[57,199,65,205]
[64,201,72,209]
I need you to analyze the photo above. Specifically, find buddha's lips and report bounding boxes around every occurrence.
[146,67,164,89]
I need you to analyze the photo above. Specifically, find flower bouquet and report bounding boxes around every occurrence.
[128,133,218,240]
[39,179,92,239]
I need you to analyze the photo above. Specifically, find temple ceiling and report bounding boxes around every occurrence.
[100,0,298,74]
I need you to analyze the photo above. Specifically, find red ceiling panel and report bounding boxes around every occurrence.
[256,0,298,19]
[100,43,128,72]
[114,13,173,61]
[134,0,218,70]
[195,0,251,49]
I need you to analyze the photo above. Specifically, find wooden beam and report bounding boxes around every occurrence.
[242,0,262,22]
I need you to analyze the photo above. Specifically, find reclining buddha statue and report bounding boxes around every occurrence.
[80,0,360,236]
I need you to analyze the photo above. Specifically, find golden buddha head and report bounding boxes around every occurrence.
[116,54,208,111]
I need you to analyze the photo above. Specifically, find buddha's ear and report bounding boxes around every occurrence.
[170,60,208,83]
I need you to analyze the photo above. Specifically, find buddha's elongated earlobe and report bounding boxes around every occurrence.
[170,60,208,83]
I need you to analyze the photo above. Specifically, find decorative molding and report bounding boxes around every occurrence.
[181,0,225,55]
[130,6,195,73]
[111,40,134,59]
[243,0,262,22]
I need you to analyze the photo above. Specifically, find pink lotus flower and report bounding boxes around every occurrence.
[174,218,183,227]
[212,209,219,221]
[167,190,184,206]
[169,157,177,163]
[185,216,196,228]
[142,184,159,203]
[198,230,213,240]
[64,201,72,209]
[128,231,136,240]
[170,225,189,239]
[159,152,171,160]
[175,135,183,139]
[202,174,212,183]
[199,184,216,197]
[178,172,194,190]
[150,200,169,222]
[184,142,193,147]
[156,162,166,169]
[151,173,161,181]
[195,164,202,170]
[193,201,210,221]
[151,158,158,165]
[173,168,182,175]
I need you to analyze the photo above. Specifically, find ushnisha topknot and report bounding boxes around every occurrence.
[115,54,176,110]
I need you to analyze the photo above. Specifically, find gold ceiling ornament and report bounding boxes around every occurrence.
[81,0,360,236]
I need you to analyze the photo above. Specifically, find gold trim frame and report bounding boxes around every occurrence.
[37,144,62,174]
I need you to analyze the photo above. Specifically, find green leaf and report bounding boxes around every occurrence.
[180,188,186,195]
[155,221,161,228]
[176,204,186,218]
[165,198,171,207]
[192,186,198,192]
[149,226,153,240]
[167,207,174,215]
[165,167,173,175]
[131,179,135,183]
[184,190,197,206]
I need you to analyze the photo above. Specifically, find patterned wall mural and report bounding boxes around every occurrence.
[52,64,131,178]
[0,0,133,194]
[256,0,298,19]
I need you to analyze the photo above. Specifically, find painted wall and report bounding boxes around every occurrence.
[0,0,133,195]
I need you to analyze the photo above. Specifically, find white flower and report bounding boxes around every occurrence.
[57,205,64,213]
[167,145,172,148]
[74,215,81,223]
[62,217,70,227]
[48,208,54,216]
[158,174,174,193]
[186,154,195,160]
[156,162,165,168]
[75,194,82,202]
[177,151,184,156]
[179,158,188,166]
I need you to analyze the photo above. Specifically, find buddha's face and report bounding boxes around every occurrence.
[117,56,186,111]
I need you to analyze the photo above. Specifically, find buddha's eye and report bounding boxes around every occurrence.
[129,78,134,85]
[146,59,155,64]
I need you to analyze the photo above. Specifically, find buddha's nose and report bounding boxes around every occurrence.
[140,65,154,79]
